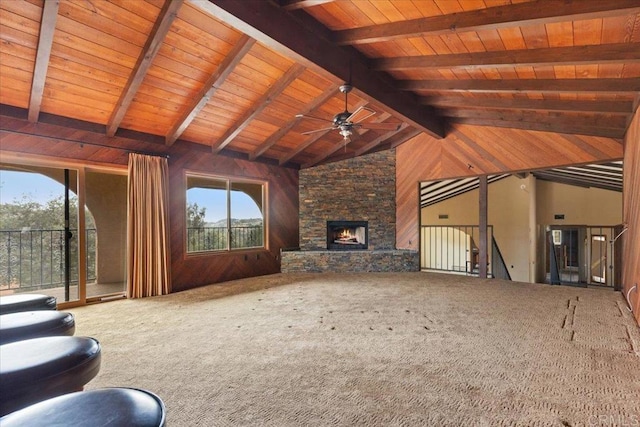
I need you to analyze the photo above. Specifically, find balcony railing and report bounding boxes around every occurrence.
[187,225,263,252]
[0,228,96,292]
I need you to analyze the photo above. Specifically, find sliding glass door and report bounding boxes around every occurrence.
[0,164,79,302]
[0,159,127,306]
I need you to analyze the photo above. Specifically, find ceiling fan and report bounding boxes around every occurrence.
[295,83,401,142]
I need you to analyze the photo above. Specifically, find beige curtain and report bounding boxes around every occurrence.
[127,153,171,298]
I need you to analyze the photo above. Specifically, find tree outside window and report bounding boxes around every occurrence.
[186,174,265,253]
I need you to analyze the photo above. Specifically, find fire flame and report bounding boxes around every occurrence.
[338,229,352,239]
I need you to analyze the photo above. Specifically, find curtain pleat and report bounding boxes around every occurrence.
[127,153,171,298]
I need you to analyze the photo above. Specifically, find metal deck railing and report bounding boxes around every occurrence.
[187,225,263,252]
[0,228,96,292]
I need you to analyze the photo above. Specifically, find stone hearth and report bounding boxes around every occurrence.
[281,249,418,273]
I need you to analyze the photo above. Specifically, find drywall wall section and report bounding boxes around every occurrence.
[421,175,532,283]
[536,181,623,226]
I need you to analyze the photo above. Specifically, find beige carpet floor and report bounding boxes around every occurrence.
[70,273,640,426]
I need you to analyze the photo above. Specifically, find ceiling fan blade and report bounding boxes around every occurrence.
[301,126,336,135]
[296,113,333,123]
[347,106,376,124]
[356,122,402,131]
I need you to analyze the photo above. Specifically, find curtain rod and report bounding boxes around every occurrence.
[0,129,170,159]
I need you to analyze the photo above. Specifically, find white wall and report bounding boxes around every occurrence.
[421,176,622,283]
[536,180,622,226]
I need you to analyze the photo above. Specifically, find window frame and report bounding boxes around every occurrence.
[185,171,267,255]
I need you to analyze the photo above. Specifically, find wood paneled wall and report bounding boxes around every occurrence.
[168,144,299,292]
[0,112,299,293]
[396,123,624,250]
[623,108,640,324]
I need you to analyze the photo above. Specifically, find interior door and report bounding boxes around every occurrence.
[547,226,586,287]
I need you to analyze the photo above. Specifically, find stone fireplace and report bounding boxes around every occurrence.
[327,221,368,250]
[281,150,418,273]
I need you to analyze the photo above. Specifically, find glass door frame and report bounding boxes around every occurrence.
[0,151,127,308]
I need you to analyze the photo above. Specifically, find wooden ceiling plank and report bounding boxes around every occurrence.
[279,128,333,166]
[400,78,640,93]
[211,63,306,153]
[389,128,428,149]
[165,34,256,146]
[28,0,59,123]
[373,43,640,71]
[249,85,339,160]
[426,96,634,114]
[448,117,626,138]
[355,123,409,156]
[333,0,640,45]
[190,0,445,138]
[106,0,183,137]
[280,0,336,11]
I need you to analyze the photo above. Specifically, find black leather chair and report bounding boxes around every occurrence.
[0,294,57,314]
[0,310,76,345]
[0,388,166,427]
[0,336,101,415]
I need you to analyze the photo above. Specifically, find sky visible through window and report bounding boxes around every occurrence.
[187,188,262,223]
[0,170,64,204]
[1,170,261,224]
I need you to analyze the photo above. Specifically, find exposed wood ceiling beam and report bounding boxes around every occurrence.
[191,0,445,138]
[166,34,255,146]
[211,63,305,153]
[549,167,623,182]
[249,85,339,160]
[373,43,640,71]
[426,96,634,115]
[568,164,623,177]
[448,117,626,139]
[333,0,640,45]
[280,0,335,10]
[107,0,183,137]
[28,0,59,123]
[355,123,409,156]
[399,78,640,94]
[534,171,621,192]
[441,109,629,129]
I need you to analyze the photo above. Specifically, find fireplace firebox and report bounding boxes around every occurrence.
[327,221,368,250]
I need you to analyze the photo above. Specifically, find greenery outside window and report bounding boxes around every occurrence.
[186,174,265,253]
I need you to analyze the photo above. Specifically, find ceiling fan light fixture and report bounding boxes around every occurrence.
[339,128,352,139]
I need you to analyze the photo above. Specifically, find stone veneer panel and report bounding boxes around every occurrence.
[281,250,419,273]
[299,150,396,250]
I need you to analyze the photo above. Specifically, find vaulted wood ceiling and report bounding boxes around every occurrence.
[1,0,638,168]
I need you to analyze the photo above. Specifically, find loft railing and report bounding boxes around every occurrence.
[0,228,96,292]
[420,225,494,276]
[187,225,263,252]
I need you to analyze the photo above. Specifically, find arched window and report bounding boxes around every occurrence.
[186,174,265,253]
